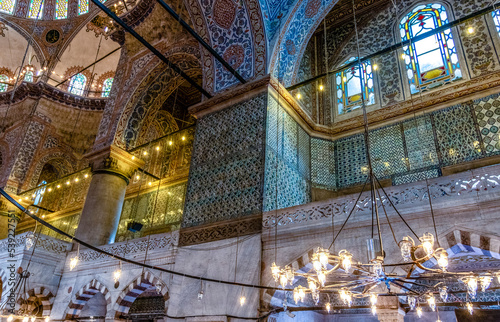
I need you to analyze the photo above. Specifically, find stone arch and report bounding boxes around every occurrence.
[65,279,112,320]
[27,151,75,190]
[18,287,55,317]
[113,53,201,149]
[114,270,169,318]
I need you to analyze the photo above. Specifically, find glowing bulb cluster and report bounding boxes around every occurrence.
[293,285,306,303]
[271,263,295,289]
[339,288,353,307]
[339,250,353,273]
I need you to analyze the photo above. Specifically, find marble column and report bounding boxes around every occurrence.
[74,146,143,246]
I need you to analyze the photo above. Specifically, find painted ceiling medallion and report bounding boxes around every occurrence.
[213,0,237,30]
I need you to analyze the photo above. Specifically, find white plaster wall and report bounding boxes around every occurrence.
[166,234,262,321]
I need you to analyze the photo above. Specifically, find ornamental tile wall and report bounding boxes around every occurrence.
[311,138,335,191]
[473,93,500,155]
[368,123,407,179]
[335,133,367,188]
[182,94,267,227]
[402,115,439,170]
[263,95,311,212]
[433,103,482,166]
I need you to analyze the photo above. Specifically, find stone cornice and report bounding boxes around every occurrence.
[85,145,145,183]
[0,82,108,110]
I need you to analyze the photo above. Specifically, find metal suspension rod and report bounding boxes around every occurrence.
[90,0,212,98]
[154,0,246,84]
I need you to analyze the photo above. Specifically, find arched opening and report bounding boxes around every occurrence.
[78,292,107,321]
[37,162,60,186]
[125,289,165,322]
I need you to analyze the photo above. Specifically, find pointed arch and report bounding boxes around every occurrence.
[18,287,55,317]
[65,279,112,320]
[114,270,169,318]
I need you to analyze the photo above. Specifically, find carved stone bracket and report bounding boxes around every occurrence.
[179,214,262,246]
[84,145,145,184]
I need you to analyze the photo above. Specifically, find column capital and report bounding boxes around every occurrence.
[84,145,145,184]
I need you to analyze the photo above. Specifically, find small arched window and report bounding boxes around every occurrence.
[28,0,44,18]
[55,0,68,19]
[336,57,375,115]
[101,77,114,97]
[78,0,88,14]
[68,73,87,96]
[492,10,500,36]
[399,4,461,94]
[0,0,15,14]
[24,71,34,82]
[0,75,9,92]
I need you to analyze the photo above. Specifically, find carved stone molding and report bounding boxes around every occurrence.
[0,82,107,110]
[179,214,262,246]
[0,232,71,253]
[85,145,145,183]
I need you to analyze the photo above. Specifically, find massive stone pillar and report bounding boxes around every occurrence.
[75,146,143,246]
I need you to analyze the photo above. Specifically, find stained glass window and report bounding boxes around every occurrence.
[24,71,33,82]
[55,0,67,19]
[492,10,500,36]
[78,0,88,14]
[399,4,461,94]
[68,73,87,96]
[0,0,15,14]
[0,75,9,92]
[336,57,375,115]
[28,0,44,18]
[101,77,113,97]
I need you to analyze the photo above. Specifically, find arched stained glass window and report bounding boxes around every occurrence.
[24,71,34,82]
[0,75,9,92]
[78,0,88,14]
[28,0,44,18]
[55,0,68,19]
[336,57,375,115]
[492,10,500,36]
[399,4,461,94]
[68,73,87,96]
[101,77,113,97]
[0,0,15,14]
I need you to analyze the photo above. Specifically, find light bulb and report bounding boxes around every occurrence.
[408,295,416,310]
[319,84,324,91]
[401,53,406,60]
[198,291,204,300]
[69,256,79,270]
[467,26,474,34]
[371,305,377,315]
[285,266,294,283]
[465,276,478,299]
[113,268,121,283]
[340,250,352,273]
[370,293,377,306]
[416,306,423,318]
[271,262,280,282]
[279,274,288,289]
[318,271,326,287]
[143,151,148,156]
[296,93,301,99]
[427,294,436,311]
[373,64,378,71]
[293,287,300,303]
[312,257,322,272]
[312,289,320,304]
[31,317,36,322]
[372,261,383,276]
[437,250,448,270]
[7,316,13,322]
[420,232,435,255]
[308,278,317,292]
[399,236,413,261]
[239,296,246,306]
[439,286,448,302]
[169,141,173,145]
[23,317,29,322]
[318,248,329,268]
[325,302,331,313]
[480,275,492,292]
[466,302,473,315]
[298,285,305,302]
[156,146,160,151]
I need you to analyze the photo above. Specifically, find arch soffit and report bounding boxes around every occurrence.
[0,18,46,66]
[65,278,112,320]
[113,52,201,149]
